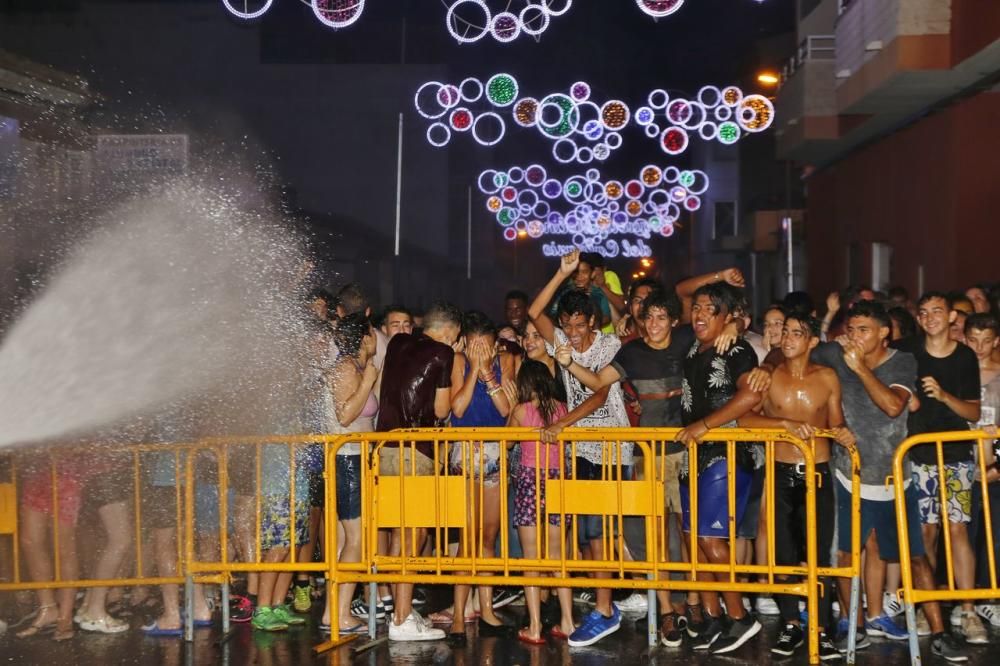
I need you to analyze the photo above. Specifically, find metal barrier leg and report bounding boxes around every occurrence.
[184,574,194,642]
[903,600,922,666]
[646,574,657,647]
[368,581,377,638]
[846,574,860,665]
[221,578,231,635]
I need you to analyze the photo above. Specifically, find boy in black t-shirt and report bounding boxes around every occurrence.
[892,292,984,643]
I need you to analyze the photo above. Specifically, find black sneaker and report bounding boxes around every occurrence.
[660,612,683,648]
[411,587,426,608]
[819,633,843,661]
[690,615,724,651]
[931,633,968,663]
[684,603,707,638]
[835,628,870,653]
[771,623,804,657]
[711,613,762,654]
[492,587,522,610]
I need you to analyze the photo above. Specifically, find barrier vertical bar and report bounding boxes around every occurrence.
[978,436,998,589]
[11,458,19,584]
[133,451,143,578]
[184,452,195,643]
[935,440,955,591]
[50,455,60,582]
[805,449,819,664]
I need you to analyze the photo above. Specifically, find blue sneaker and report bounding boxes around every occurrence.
[865,613,907,641]
[568,605,621,647]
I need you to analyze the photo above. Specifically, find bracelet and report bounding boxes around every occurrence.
[487,386,502,398]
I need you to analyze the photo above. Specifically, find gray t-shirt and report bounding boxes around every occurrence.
[812,342,917,486]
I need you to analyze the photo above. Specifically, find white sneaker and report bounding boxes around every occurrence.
[616,593,648,613]
[961,610,989,645]
[882,592,904,618]
[975,603,1000,628]
[950,605,963,628]
[756,596,780,616]
[387,612,445,642]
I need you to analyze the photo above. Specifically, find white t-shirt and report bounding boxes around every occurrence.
[547,329,633,466]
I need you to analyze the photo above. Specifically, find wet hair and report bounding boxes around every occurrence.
[579,252,604,269]
[916,291,952,310]
[628,277,661,301]
[423,301,463,331]
[505,289,529,305]
[462,310,497,339]
[516,359,562,427]
[846,299,892,330]
[308,287,335,305]
[333,312,371,358]
[888,306,917,339]
[640,288,681,321]
[782,291,814,317]
[382,303,411,321]
[784,313,821,339]
[335,282,369,316]
[692,282,738,315]
[965,313,1000,337]
[557,289,596,321]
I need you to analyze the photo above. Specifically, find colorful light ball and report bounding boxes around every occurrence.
[485,73,519,107]
[503,227,517,240]
[525,164,546,186]
[737,94,774,133]
[669,186,687,202]
[542,179,563,199]
[635,106,655,125]
[513,97,539,127]
[660,127,689,155]
[635,0,685,18]
[626,199,643,216]
[722,86,743,106]
[490,11,521,42]
[625,180,644,198]
[593,143,611,161]
[501,186,517,202]
[605,181,623,199]
[667,99,691,124]
[449,108,473,131]
[678,170,695,188]
[570,81,591,102]
[311,0,366,29]
[526,219,544,238]
[641,166,662,187]
[717,121,741,144]
[661,223,676,238]
[487,196,502,212]
[684,196,701,211]
[600,100,630,130]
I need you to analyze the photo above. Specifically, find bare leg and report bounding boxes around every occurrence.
[699,537,745,620]
[518,525,543,640]
[81,501,131,620]
[331,518,363,629]
[948,521,977,612]
[863,532,885,619]
[152,527,181,630]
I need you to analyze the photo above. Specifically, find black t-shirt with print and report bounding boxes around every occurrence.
[681,338,759,474]
[611,325,694,428]
[892,336,981,464]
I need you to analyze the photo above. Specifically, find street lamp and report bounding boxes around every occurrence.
[756,72,779,86]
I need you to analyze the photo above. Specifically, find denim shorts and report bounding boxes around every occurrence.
[836,482,925,561]
[574,457,633,543]
[336,454,362,521]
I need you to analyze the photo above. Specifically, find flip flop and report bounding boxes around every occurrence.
[319,623,367,634]
[428,610,479,624]
[550,626,570,640]
[518,628,547,645]
[141,621,183,637]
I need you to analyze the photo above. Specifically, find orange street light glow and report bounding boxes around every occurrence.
[757,72,779,85]
[517,229,527,238]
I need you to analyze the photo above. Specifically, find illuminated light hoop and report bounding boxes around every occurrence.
[514,218,528,231]
[697,85,722,108]
[570,81,591,102]
[512,97,539,128]
[486,195,502,212]
[584,168,600,182]
[600,100,631,131]
[678,170,695,188]
[669,186,687,202]
[485,73,519,107]
[644,123,661,138]
[519,4,551,36]
[625,180,644,199]
[541,0,574,18]
[605,180,624,200]
[518,203,532,216]
[471,112,506,146]
[662,166,680,183]
[647,216,663,232]
[642,200,657,215]
[661,223,676,238]
[222,0,273,20]
[503,227,517,241]
[490,11,521,42]
[426,122,451,147]
[552,138,578,164]
[414,81,449,119]
[626,199,642,216]
[459,77,484,102]
[714,105,732,121]
[572,100,600,135]
[664,202,681,220]
[593,143,611,161]
[507,166,525,184]
[438,84,461,109]
[660,126,689,155]
[684,195,701,211]
[634,106,655,126]
[605,132,622,150]
[493,171,508,187]
[648,89,670,109]
[542,178,563,198]
[738,94,775,132]
[527,219,545,238]
[501,186,518,202]
[635,0,686,18]
[537,94,579,138]
[721,85,743,107]
[667,99,692,125]
[311,0,366,29]
[524,163,547,186]
[563,177,587,202]
[449,107,474,132]
[532,201,550,217]
[582,120,604,141]
[679,101,707,130]
[478,170,499,193]
[698,121,717,141]
[717,121,741,145]
[648,189,670,208]
[640,165,662,187]
[446,0,491,43]
[687,170,709,195]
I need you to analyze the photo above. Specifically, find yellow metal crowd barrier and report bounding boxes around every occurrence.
[893,430,1000,666]
[0,428,862,665]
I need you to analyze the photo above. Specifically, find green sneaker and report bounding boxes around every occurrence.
[292,584,312,613]
[272,604,306,626]
[252,607,288,632]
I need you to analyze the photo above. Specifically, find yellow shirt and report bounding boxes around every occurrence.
[601,270,624,334]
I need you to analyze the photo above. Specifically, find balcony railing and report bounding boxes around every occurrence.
[778,35,836,89]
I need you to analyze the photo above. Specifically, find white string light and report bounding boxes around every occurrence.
[221,0,274,20]
[311,0,366,29]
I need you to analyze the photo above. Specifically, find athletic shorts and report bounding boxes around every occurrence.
[679,459,753,538]
[911,461,975,525]
[836,482,925,561]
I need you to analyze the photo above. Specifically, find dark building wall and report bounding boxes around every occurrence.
[805,91,1000,297]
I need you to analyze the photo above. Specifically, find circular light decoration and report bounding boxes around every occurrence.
[737,94,775,133]
[600,100,631,131]
[525,164,546,186]
[503,227,517,241]
[478,170,499,193]
[625,179,644,198]
[512,97,539,127]
[666,99,692,125]
[552,138,578,164]
[438,84,460,109]
[697,85,722,108]
[717,121,741,144]
[661,223,676,238]
[506,166,524,184]
[414,81,449,119]
[635,106,655,126]
[486,195,502,212]
[446,0,491,43]
[311,0,366,29]
[490,11,521,42]
[501,186,517,202]
[722,85,743,106]
[644,123,661,138]
[635,0,685,18]
[493,171,508,187]
[714,105,733,122]
[593,143,611,161]
[498,207,518,225]
[626,200,643,216]
[459,77,484,102]
[660,127,688,155]
[570,81,591,102]
[485,73,519,107]
[678,170,695,188]
[222,0,273,20]
[605,132,623,149]
[605,181,623,199]
[669,186,687,203]
[449,107,474,132]
[542,0,573,17]
[519,4,550,36]
[662,166,680,183]
[542,178,562,199]
[537,93,579,138]
[427,122,451,147]
[648,89,669,109]
[472,112,506,146]
[641,165,662,187]
[577,146,593,164]
[698,122,717,140]
[526,219,545,238]
[684,196,701,211]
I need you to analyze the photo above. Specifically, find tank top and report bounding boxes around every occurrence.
[451,357,506,428]
[519,401,568,469]
[333,360,379,456]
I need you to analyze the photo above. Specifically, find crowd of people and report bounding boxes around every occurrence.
[6,250,1000,664]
